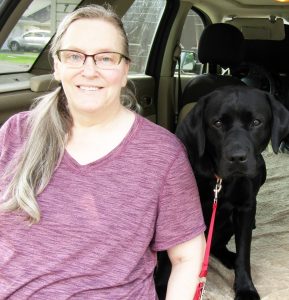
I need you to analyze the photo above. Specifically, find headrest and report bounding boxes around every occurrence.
[226,18,285,41]
[198,23,245,68]
[182,74,245,105]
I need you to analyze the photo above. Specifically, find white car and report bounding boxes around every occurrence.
[8,30,51,51]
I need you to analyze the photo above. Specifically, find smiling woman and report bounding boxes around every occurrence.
[0,4,206,300]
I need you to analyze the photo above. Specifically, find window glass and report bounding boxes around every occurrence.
[122,0,166,74]
[0,0,5,10]
[0,0,81,74]
[178,9,205,74]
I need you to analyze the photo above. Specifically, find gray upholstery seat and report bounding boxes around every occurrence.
[179,23,246,122]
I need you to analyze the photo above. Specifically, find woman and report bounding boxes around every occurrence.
[0,4,206,299]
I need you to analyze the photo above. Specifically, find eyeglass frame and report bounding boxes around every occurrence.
[56,49,131,69]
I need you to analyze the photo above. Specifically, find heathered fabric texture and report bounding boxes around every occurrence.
[0,111,205,299]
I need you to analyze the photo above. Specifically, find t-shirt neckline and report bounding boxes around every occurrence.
[63,112,142,171]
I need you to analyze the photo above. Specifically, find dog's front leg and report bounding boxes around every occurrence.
[233,206,260,300]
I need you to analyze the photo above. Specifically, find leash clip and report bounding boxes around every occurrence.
[213,177,222,203]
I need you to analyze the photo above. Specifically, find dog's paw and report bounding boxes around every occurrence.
[212,247,236,269]
[235,290,260,300]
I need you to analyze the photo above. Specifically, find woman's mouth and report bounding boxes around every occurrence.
[78,85,103,91]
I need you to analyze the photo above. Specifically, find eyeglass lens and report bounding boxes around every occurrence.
[58,50,125,69]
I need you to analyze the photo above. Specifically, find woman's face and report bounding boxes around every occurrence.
[54,18,129,118]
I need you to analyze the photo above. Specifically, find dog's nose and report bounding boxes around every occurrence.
[227,151,248,164]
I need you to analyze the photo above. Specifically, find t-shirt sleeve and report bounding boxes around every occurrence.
[151,144,206,251]
[0,112,29,159]
[0,117,12,157]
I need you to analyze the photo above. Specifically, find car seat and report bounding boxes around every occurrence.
[178,23,246,122]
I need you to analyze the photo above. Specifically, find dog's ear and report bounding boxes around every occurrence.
[266,94,289,154]
[176,97,207,157]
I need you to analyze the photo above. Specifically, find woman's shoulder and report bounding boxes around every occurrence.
[2,111,30,128]
[0,111,30,142]
[0,111,30,158]
[135,114,185,152]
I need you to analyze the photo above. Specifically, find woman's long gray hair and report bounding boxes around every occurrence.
[1,4,139,223]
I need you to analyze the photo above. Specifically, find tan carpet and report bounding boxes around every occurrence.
[203,151,289,300]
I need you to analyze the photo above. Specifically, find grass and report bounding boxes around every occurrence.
[0,52,38,65]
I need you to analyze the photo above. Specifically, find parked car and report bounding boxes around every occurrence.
[0,1,289,299]
[7,29,51,51]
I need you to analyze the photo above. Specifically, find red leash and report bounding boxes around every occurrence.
[193,177,222,300]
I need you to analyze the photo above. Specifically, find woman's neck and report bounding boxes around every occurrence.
[70,102,124,129]
[66,106,136,165]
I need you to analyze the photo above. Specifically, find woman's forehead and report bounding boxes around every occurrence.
[61,18,123,51]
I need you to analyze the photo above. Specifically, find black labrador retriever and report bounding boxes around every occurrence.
[155,86,289,300]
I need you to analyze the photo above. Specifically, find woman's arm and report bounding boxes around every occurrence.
[166,233,206,300]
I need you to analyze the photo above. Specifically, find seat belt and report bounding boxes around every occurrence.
[173,43,183,127]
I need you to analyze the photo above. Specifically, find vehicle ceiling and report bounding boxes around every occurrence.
[184,0,289,22]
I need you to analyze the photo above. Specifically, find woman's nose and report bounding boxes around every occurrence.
[82,57,99,76]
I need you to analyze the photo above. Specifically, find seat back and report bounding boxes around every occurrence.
[180,23,246,113]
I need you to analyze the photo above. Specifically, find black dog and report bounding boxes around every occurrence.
[155,86,289,300]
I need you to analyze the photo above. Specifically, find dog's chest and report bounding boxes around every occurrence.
[198,177,259,222]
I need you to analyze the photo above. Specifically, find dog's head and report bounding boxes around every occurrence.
[176,86,289,179]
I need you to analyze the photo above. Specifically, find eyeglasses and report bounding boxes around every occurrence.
[56,50,130,69]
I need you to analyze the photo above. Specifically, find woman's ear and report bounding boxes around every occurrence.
[53,58,61,81]
[121,62,130,87]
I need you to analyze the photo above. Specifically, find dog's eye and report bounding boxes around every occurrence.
[251,119,261,127]
[213,120,223,128]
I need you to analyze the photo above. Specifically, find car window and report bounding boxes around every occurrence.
[0,0,81,74]
[177,9,205,74]
[122,0,166,74]
[0,0,5,11]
